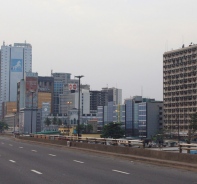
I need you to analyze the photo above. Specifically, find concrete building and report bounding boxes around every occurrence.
[138,101,163,139]
[2,101,17,118]
[38,76,54,113]
[0,42,32,119]
[18,72,38,133]
[163,43,197,135]
[102,87,122,105]
[98,96,163,138]
[90,90,108,111]
[52,72,71,115]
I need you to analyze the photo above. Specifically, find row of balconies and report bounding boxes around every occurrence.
[163,81,196,87]
[163,56,197,69]
[163,67,196,75]
[164,105,196,109]
[164,109,197,113]
[163,56,196,65]
[163,73,197,80]
[164,97,196,103]
[164,87,197,93]
[164,94,196,98]
[163,52,196,61]
[164,107,197,111]
[164,91,197,96]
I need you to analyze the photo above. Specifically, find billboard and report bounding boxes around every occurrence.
[68,83,78,90]
[25,76,38,108]
[11,59,23,72]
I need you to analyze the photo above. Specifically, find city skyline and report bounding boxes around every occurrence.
[1,0,197,101]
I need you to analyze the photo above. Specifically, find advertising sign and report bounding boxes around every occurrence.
[68,83,78,90]
[11,59,23,72]
[25,77,38,108]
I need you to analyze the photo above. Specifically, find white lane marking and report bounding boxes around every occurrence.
[9,160,16,163]
[1,142,4,144]
[73,160,84,164]
[112,170,130,175]
[130,161,133,163]
[49,154,56,157]
[31,170,42,175]
[31,150,37,152]
[19,147,23,149]
[9,144,13,146]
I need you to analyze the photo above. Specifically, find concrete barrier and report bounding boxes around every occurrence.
[17,136,197,165]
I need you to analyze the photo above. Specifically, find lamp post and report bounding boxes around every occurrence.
[30,91,35,134]
[67,101,72,136]
[12,109,17,134]
[74,75,84,138]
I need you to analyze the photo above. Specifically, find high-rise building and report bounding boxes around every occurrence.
[90,90,108,111]
[163,44,197,135]
[51,72,71,115]
[0,42,32,119]
[102,87,122,105]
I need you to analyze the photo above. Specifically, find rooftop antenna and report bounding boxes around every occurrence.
[141,86,143,97]
[182,35,184,45]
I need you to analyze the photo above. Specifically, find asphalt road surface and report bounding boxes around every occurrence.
[0,136,197,184]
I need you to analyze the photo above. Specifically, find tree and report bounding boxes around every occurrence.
[151,129,167,147]
[57,119,62,126]
[187,113,197,144]
[85,124,93,133]
[75,124,84,134]
[52,116,57,125]
[44,117,51,126]
[101,122,124,139]
[0,121,9,133]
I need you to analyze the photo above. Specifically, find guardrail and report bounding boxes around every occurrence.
[179,143,197,153]
[23,134,145,148]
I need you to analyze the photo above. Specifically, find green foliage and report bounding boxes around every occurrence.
[44,117,51,126]
[75,123,93,134]
[52,116,57,125]
[0,121,9,132]
[151,129,167,142]
[85,124,93,133]
[100,122,124,139]
[57,119,62,126]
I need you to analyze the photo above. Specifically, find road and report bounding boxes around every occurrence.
[0,136,197,184]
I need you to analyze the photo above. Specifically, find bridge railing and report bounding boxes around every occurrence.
[179,143,197,153]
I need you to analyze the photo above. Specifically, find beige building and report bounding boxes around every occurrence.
[2,101,17,118]
[163,44,197,135]
[38,92,51,112]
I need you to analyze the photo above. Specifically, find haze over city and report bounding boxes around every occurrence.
[1,0,197,101]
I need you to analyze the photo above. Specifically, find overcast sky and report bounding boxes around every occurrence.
[1,0,197,101]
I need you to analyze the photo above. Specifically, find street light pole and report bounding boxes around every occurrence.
[30,91,35,134]
[75,75,84,138]
[67,101,72,136]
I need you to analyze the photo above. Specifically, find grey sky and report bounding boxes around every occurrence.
[1,0,197,101]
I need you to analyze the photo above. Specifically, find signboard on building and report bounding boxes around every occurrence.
[68,83,77,91]
[25,76,38,108]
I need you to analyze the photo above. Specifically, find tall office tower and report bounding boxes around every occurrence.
[90,90,108,112]
[0,42,32,119]
[102,87,122,105]
[51,72,71,115]
[163,43,197,135]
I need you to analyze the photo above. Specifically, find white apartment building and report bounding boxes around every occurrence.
[0,42,32,119]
